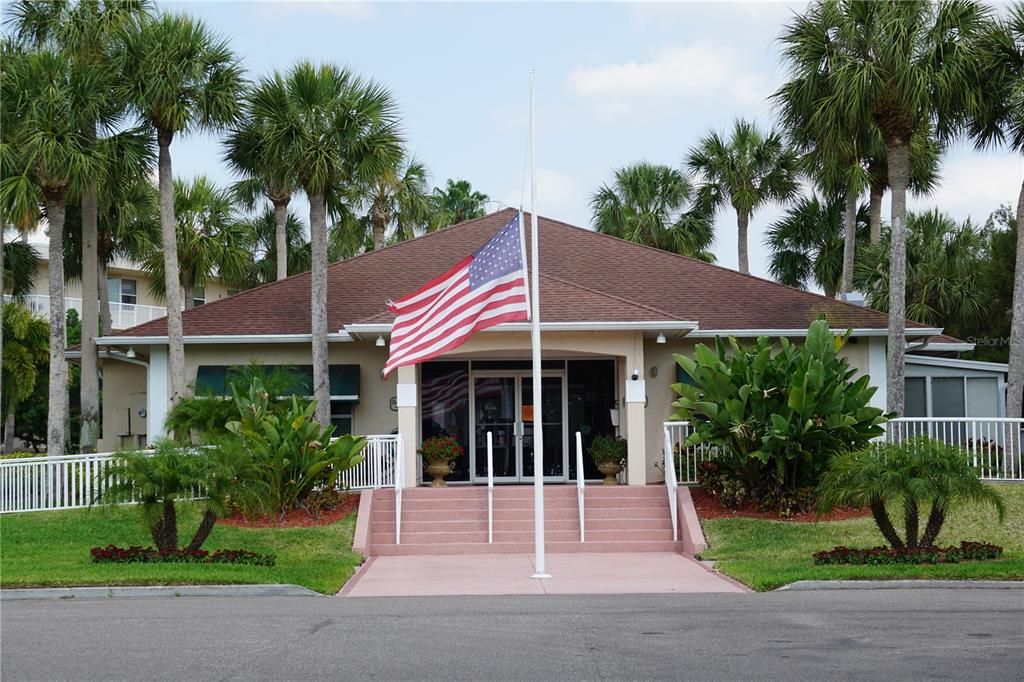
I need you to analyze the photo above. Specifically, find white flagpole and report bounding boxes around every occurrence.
[528,70,549,579]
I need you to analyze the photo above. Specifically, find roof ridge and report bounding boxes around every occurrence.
[543,217,928,329]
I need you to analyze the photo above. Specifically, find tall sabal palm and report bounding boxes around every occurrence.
[777,0,995,416]
[249,62,402,426]
[142,177,251,308]
[432,179,489,228]
[363,155,435,249]
[854,210,988,330]
[6,0,154,452]
[864,131,942,243]
[590,162,715,261]
[972,2,1024,417]
[766,194,869,299]
[223,92,301,282]
[686,118,800,275]
[118,11,244,407]
[0,46,107,458]
[237,205,310,287]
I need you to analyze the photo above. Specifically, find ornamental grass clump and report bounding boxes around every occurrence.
[817,437,1006,554]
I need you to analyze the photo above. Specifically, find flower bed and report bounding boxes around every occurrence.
[690,486,870,522]
[813,541,1003,565]
[91,545,276,566]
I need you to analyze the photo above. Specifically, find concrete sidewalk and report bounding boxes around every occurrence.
[340,552,748,597]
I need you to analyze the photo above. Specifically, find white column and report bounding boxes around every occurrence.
[396,364,420,488]
[868,337,888,412]
[624,332,647,485]
[146,345,169,444]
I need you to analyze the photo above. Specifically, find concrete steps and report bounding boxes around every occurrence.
[365,485,682,556]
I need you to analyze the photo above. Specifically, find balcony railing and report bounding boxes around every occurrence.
[4,294,166,330]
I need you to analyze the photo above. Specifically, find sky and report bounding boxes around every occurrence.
[162,0,1023,280]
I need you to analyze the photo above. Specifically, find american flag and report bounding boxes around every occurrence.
[382,214,530,377]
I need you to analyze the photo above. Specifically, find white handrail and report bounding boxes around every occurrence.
[664,428,679,542]
[575,431,585,543]
[487,431,494,544]
[394,433,404,545]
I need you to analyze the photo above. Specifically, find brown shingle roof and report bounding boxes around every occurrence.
[110,208,933,339]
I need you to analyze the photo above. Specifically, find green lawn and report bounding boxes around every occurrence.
[700,483,1024,591]
[0,503,363,595]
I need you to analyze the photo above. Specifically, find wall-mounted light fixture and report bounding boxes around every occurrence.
[125,347,136,358]
[375,335,386,347]
[656,332,666,344]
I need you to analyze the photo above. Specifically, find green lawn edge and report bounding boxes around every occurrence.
[0,503,364,595]
[698,483,1024,591]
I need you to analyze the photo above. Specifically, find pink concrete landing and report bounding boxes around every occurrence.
[339,553,748,597]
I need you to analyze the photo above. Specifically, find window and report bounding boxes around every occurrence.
[107,278,137,305]
[905,378,927,418]
[932,377,966,417]
[193,286,206,307]
[905,374,1003,419]
[330,401,354,435]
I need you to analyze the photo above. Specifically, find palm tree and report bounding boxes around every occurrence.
[142,177,251,308]
[864,131,942,243]
[854,210,988,330]
[776,0,995,417]
[2,302,48,452]
[363,155,435,249]
[0,46,107,458]
[6,0,154,453]
[237,205,310,287]
[118,11,244,407]
[223,90,301,282]
[685,118,800,275]
[766,194,869,299]
[972,2,1024,418]
[2,240,38,298]
[249,62,402,426]
[590,162,715,260]
[432,179,489,228]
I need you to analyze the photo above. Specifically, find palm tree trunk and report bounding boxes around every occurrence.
[183,283,195,310]
[157,132,187,410]
[4,413,14,453]
[80,183,100,453]
[98,260,111,336]
[885,142,910,416]
[1,220,4,435]
[44,196,69,458]
[1006,175,1024,419]
[903,499,919,548]
[274,199,289,281]
[309,191,331,428]
[870,499,905,550]
[736,210,750,275]
[186,509,217,551]
[372,213,386,251]
[840,189,858,298]
[152,499,178,552]
[919,504,945,548]
[869,183,884,244]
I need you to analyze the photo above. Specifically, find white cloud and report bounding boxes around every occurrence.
[909,152,1023,222]
[566,42,776,120]
[501,168,588,227]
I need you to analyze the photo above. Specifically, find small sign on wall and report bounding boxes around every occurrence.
[396,383,417,408]
[625,380,647,404]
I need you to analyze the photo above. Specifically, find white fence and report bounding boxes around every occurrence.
[663,418,1024,485]
[5,294,166,330]
[0,434,401,514]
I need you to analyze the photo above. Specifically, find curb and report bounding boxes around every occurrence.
[0,584,323,601]
[777,580,1024,591]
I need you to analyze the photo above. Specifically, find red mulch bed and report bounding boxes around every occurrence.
[690,487,870,522]
[219,493,360,528]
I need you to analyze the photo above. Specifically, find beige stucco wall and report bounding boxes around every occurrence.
[98,360,148,452]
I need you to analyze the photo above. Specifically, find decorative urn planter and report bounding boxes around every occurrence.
[418,435,463,488]
[597,461,622,486]
[425,458,454,487]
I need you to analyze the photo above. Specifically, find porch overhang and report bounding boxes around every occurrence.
[343,320,700,342]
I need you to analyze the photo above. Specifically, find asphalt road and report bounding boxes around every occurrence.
[2,589,1022,681]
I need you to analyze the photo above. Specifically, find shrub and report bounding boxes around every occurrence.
[671,318,887,512]
[818,437,1006,550]
[90,545,276,566]
[224,378,366,519]
[418,435,463,462]
[813,542,1003,565]
[589,435,627,465]
[697,461,747,509]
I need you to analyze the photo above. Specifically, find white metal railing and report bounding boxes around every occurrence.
[575,431,585,542]
[4,294,166,330]
[886,418,1023,481]
[487,431,494,544]
[663,426,679,542]
[0,434,401,514]
[393,433,404,545]
[663,421,715,485]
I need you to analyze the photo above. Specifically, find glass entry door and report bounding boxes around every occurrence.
[471,371,567,483]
